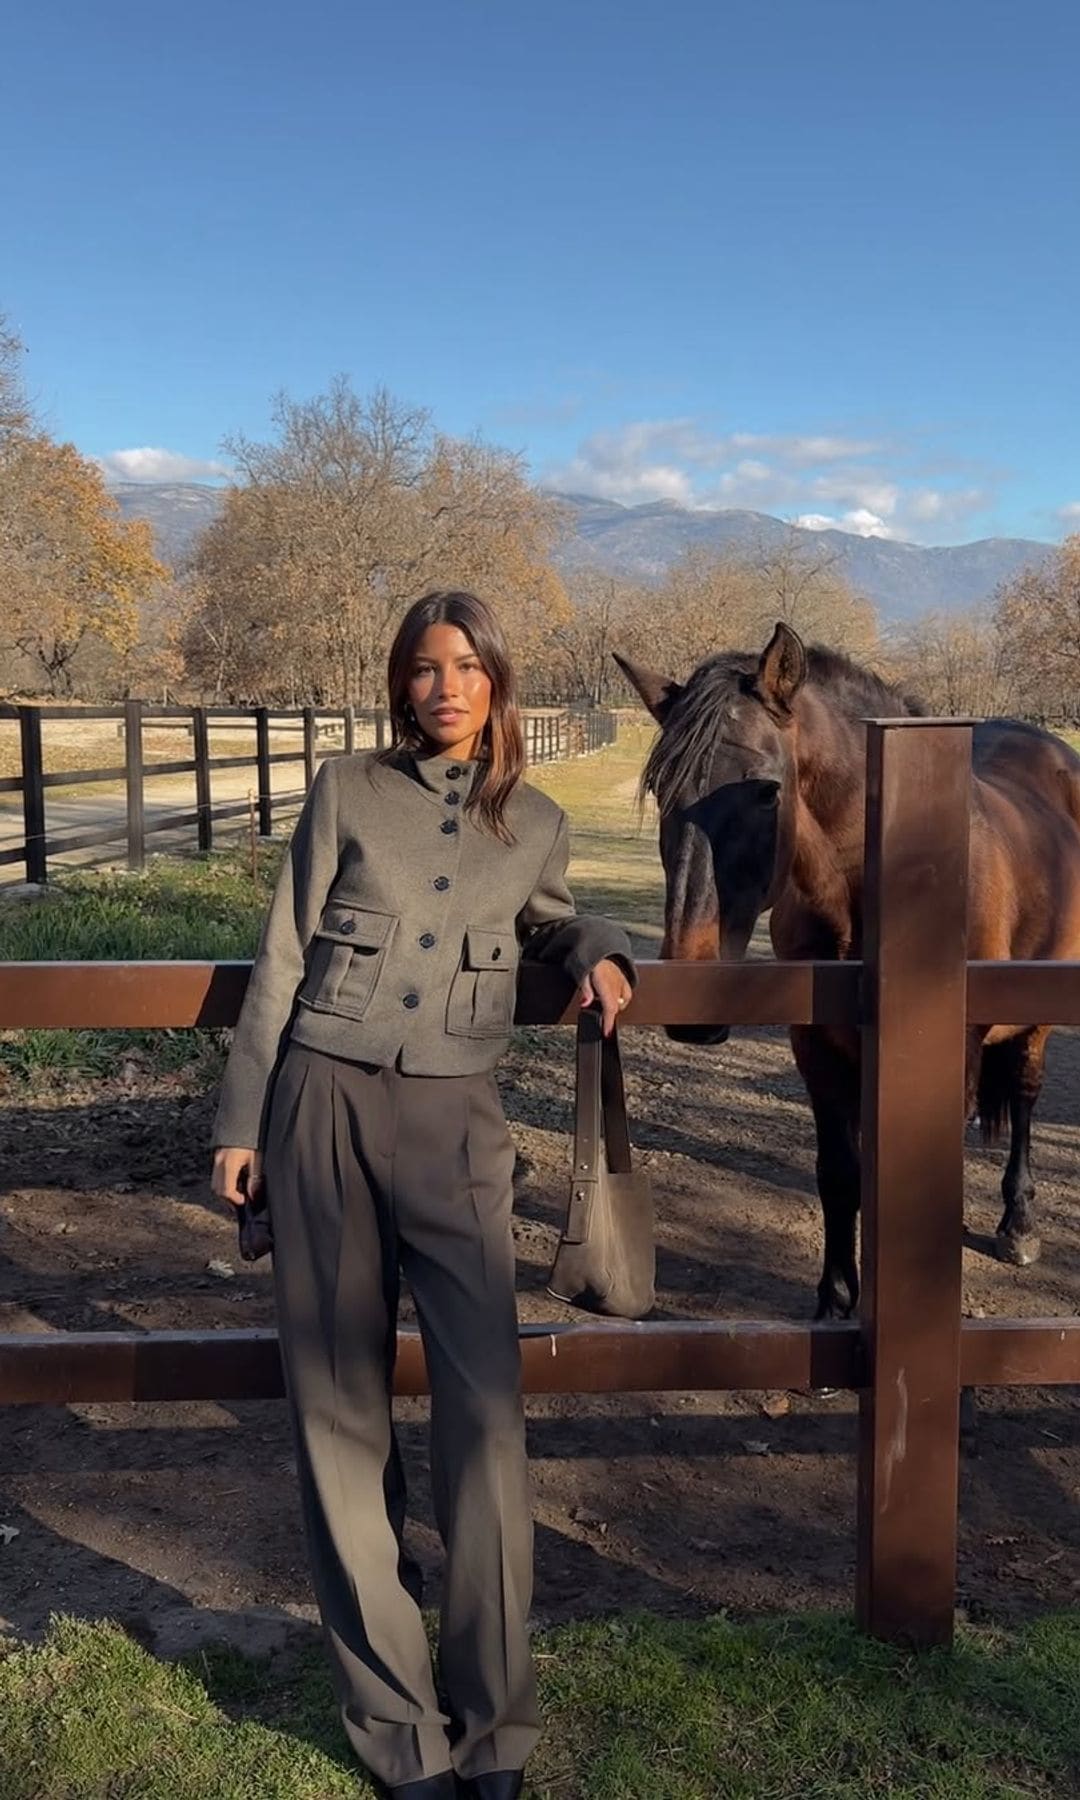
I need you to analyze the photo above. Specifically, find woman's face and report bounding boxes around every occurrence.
[407,623,493,759]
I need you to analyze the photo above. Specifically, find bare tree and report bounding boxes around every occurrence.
[548,572,645,703]
[604,538,880,689]
[995,538,1080,723]
[0,316,30,440]
[891,606,1011,717]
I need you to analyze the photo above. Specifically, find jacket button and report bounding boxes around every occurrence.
[491,945,502,960]
[403,992,420,1009]
[433,875,451,891]
[419,932,436,949]
[337,918,356,935]
[445,791,461,806]
[445,764,462,780]
[440,818,458,835]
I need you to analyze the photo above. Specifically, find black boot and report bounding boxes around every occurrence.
[388,1773,459,1799]
[458,1774,524,1800]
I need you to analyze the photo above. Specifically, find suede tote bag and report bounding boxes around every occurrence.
[547,1007,655,1319]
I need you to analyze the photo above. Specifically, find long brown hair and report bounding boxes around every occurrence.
[384,590,526,840]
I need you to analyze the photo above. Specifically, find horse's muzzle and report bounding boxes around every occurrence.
[665,1023,731,1046]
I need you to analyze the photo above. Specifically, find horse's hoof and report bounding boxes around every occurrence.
[994,1230,1042,1267]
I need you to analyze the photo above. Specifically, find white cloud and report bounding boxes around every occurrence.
[730,432,882,464]
[1058,501,1080,524]
[541,418,997,543]
[543,422,703,506]
[906,487,986,524]
[548,453,697,508]
[806,475,900,517]
[796,509,896,539]
[98,446,231,483]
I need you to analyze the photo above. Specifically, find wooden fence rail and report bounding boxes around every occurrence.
[2,717,1080,1648]
[0,702,617,883]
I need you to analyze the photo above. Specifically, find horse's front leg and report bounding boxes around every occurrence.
[792,1027,861,1320]
[811,1098,861,1319]
[994,1027,1049,1267]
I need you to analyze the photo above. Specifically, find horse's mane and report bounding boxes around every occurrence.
[803,644,928,724]
[642,642,926,810]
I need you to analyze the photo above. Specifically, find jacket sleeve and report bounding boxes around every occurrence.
[516,811,636,988]
[211,758,342,1149]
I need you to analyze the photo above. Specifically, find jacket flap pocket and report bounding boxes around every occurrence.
[464,928,516,969]
[316,904,396,948]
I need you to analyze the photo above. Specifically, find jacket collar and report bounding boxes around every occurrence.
[409,747,481,795]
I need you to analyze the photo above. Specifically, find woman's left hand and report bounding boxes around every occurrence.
[576,957,633,1036]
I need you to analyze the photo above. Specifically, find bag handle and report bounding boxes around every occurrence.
[565,1008,633,1241]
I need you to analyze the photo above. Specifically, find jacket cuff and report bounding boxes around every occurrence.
[559,918,638,989]
[210,1067,273,1151]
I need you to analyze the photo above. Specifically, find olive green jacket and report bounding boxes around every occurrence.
[211,747,635,1148]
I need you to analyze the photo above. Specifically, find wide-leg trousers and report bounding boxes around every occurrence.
[265,1042,540,1789]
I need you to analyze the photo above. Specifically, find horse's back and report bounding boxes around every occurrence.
[970,719,1080,964]
[974,718,1080,795]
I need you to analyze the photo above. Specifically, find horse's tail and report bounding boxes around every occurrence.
[976,1038,1017,1145]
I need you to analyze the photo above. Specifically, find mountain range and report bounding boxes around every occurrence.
[110,482,1054,622]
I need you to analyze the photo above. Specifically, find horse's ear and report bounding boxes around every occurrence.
[756,622,807,712]
[612,651,682,722]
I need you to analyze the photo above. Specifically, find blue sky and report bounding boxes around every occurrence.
[3,0,1078,544]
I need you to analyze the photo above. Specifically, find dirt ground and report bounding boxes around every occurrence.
[3,1004,1080,1662]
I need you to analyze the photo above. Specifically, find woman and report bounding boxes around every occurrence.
[211,591,634,1800]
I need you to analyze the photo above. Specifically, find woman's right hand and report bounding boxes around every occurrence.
[211,1146,263,1209]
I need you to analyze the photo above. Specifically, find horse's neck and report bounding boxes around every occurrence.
[787,721,867,959]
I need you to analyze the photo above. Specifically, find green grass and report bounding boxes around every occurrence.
[527,721,665,946]
[2,1610,1078,1799]
[0,730,662,1081]
[0,854,277,962]
[0,851,280,1081]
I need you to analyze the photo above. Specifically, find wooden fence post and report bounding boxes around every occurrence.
[302,707,317,790]
[856,718,972,1646]
[18,706,46,885]
[374,708,387,751]
[343,705,355,755]
[255,708,272,836]
[192,708,212,852]
[124,699,145,872]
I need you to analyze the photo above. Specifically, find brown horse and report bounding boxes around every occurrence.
[618,622,1080,1320]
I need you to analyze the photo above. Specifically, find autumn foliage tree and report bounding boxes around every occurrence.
[0,434,165,695]
[183,381,569,703]
[0,316,166,697]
